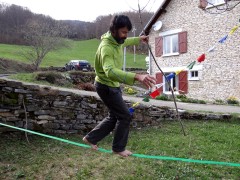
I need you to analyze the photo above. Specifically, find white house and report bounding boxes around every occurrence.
[143,0,240,102]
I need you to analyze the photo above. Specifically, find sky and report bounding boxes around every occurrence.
[1,0,163,22]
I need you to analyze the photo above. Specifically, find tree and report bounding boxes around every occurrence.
[94,15,113,39]
[0,3,154,43]
[0,3,32,44]
[22,15,69,70]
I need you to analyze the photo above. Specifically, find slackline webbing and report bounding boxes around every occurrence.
[0,122,240,167]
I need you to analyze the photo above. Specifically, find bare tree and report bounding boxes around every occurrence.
[0,3,32,44]
[22,16,69,70]
[1,2,154,43]
[94,15,113,39]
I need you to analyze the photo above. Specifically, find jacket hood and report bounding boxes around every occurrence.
[101,31,119,46]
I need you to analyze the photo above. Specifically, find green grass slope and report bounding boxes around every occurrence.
[0,39,147,69]
[1,120,240,179]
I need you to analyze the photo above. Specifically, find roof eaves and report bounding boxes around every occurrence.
[140,0,172,36]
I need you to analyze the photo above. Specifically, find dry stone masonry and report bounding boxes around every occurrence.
[0,78,233,134]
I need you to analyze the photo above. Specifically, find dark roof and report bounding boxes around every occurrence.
[140,0,172,36]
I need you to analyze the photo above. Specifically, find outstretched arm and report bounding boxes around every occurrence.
[123,35,149,47]
[134,74,156,88]
[139,35,149,44]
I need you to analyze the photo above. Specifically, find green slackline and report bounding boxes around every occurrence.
[1,122,240,167]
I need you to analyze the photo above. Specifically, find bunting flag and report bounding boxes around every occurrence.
[175,68,185,75]
[229,25,239,35]
[150,89,160,98]
[218,35,228,43]
[155,83,164,89]
[129,107,135,115]
[187,61,196,70]
[142,96,150,102]
[129,102,140,115]
[166,72,176,81]
[132,102,140,107]
[197,54,205,63]
[207,45,216,52]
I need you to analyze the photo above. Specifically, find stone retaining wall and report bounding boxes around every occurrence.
[0,78,233,134]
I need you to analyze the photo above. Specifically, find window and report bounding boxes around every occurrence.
[164,72,179,92]
[191,71,198,78]
[155,71,188,94]
[188,65,202,81]
[189,71,199,80]
[155,29,187,57]
[163,34,179,55]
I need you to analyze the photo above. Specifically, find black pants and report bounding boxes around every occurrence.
[85,82,132,152]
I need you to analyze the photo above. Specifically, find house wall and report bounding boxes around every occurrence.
[149,0,240,102]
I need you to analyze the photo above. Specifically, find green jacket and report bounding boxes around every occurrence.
[94,31,141,87]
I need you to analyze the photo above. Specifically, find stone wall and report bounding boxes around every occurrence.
[149,0,240,101]
[0,78,233,134]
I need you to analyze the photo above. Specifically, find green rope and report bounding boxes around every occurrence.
[0,123,240,167]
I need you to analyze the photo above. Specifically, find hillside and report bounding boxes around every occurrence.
[0,39,148,70]
[0,3,153,45]
[0,58,34,74]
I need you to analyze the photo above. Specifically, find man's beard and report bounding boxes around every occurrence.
[113,33,126,44]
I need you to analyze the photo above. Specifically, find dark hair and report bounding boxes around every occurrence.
[109,15,132,33]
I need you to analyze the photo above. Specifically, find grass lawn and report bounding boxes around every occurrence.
[0,120,239,179]
[0,39,148,69]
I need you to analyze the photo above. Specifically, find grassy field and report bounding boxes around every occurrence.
[0,120,240,179]
[0,39,147,69]
[1,41,240,179]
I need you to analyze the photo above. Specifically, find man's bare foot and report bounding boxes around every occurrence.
[113,150,132,157]
[82,137,98,150]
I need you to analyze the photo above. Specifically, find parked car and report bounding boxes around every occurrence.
[64,60,92,71]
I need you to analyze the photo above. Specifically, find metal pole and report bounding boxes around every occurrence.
[132,26,137,63]
[123,47,126,71]
[148,45,152,75]
[134,44,136,63]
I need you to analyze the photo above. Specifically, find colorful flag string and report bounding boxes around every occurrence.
[129,21,240,114]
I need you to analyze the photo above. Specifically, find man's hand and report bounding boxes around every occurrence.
[134,74,156,88]
[140,35,149,44]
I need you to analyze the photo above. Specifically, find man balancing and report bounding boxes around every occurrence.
[83,15,156,157]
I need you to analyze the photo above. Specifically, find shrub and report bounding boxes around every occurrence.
[123,86,137,95]
[69,71,95,76]
[69,71,95,84]
[176,94,187,100]
[198,100,206,104]
[35,71,71,86]
[214,99,225,105]
[187,98,199,103]
[227,96,239,105]
[155,94,169,101]
[36,71,62,83]
[75,83,96,91]
[176,95,206,104]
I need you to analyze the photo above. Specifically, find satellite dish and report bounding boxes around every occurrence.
[153,21,162,31]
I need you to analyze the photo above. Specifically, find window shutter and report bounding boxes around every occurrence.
[156,72,163,93]
[178,31,187,54]
[199,0,208,9]
[155,36,163,57]
[178,71,188,94]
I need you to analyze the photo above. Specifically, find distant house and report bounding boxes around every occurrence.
[143,0,240,102]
